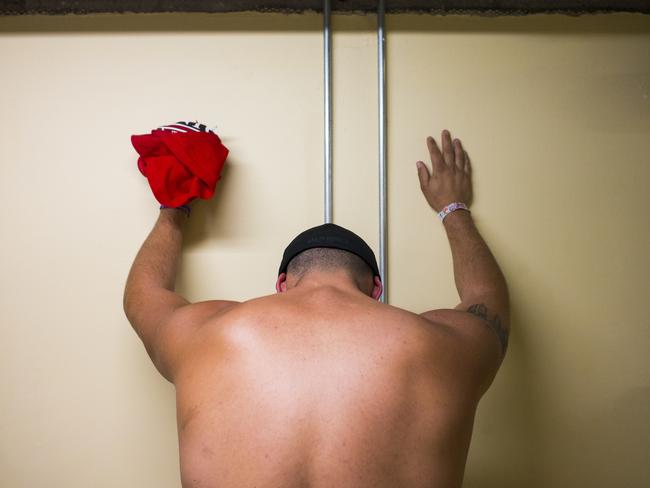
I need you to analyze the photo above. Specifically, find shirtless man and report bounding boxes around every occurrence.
[123,129,510,488]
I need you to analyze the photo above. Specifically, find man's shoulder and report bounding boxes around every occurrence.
[179,299,242,323]
[188,294,283,327]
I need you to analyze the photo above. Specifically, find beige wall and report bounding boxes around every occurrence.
[1,12,648,488]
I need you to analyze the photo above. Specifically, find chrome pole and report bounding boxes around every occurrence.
[378,0,387,302]
[324,0,333,223]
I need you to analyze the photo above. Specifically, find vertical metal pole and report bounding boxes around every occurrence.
[324,0,333,224]
[378,0,388,302]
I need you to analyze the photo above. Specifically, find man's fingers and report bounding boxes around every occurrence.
[441,130,455,168]
[426,136,445,173]
[416,161,430,189]
[453,139,465,171]
[464,150,471,175]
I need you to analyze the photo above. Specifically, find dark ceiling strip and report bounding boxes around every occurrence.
[1,1,649,15]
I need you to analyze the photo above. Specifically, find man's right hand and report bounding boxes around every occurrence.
[416,130,473,212]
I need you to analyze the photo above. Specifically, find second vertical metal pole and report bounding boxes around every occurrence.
[324,0,386,300]
[324,0,333,224]
[378,0,388,302]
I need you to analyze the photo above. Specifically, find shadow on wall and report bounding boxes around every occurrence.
[183,157,242,247]
[463,296,545,488]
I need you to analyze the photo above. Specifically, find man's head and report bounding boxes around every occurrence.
[276,223,383,300]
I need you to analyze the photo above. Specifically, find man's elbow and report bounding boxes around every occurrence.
[463,284,509,310]
[122,287,143,327]
[123,283,133,315]
[122,274,154,319]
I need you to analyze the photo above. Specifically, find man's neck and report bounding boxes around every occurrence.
[290,271,365,295]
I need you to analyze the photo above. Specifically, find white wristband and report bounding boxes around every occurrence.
[438,202,470,222]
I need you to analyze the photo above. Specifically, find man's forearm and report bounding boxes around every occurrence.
[125,210,188,294]
[442,210,508,308]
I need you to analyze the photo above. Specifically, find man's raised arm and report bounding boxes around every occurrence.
[416,130,510,367]
[123,208,236,381]
[123,209,191,374]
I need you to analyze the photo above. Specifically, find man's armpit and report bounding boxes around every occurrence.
[466,304,509,358]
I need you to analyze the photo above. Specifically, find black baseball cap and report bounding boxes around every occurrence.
[278,223,380,280]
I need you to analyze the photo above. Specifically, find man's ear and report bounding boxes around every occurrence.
[371,276,383,301]
[276,273,288,293]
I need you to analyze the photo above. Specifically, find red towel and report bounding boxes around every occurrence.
[131,122,229,208]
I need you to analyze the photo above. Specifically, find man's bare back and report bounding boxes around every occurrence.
[124,130,509,487]
[175,286,484,488]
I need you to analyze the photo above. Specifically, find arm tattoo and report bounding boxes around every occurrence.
[467,304,509,358]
